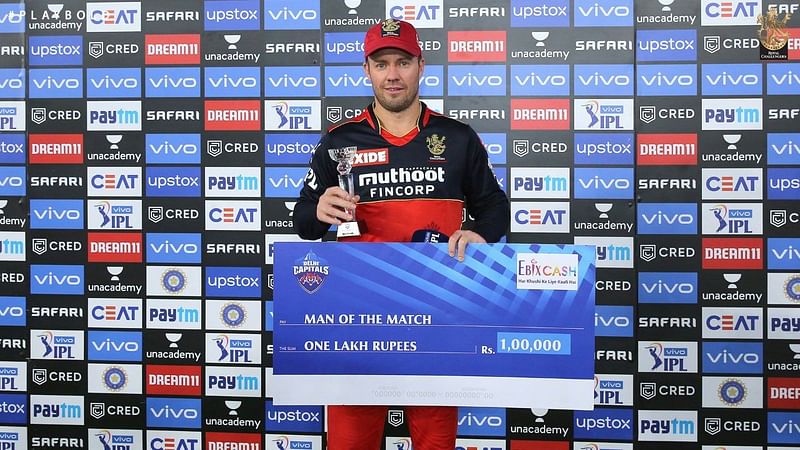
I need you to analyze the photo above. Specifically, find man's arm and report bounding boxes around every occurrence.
[293,135,337,240]
[461,127,511,243]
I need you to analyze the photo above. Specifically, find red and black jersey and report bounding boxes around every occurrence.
[294,101,509,243]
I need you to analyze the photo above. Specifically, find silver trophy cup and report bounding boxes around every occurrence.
[328,146,361,238]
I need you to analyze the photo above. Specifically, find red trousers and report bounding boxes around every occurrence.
[327,405,457,450]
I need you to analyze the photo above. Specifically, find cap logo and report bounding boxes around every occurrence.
[381,19,401,37]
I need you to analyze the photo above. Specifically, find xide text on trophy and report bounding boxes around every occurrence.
[329,146,361,238]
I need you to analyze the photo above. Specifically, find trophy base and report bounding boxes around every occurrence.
[337,221,361,238]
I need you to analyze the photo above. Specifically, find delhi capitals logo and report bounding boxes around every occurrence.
[294,250,329,294]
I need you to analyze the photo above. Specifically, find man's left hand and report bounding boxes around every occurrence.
[448,230,486,262]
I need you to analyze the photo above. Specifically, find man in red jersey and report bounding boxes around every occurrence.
[294,19,509,450]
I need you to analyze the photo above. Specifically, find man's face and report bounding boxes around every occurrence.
[364,48,424,113]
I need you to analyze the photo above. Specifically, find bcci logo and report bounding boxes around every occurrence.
[294,250,329,294]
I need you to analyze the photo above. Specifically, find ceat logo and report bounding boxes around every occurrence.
[702,237,763,269]
[87,2,142,32]
[205,100,261,131]
[386,0,443,28]
[29,134,84,164]
[637,134,697,165]
[702,0,761,26]
[448,30,507,62]
[145,34,200,65]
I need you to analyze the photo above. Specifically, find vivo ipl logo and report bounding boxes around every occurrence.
[294,250,329,294]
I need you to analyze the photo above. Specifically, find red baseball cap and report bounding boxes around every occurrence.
[364,19,422,58]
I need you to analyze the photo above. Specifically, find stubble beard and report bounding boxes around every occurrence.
[374,83,419,113]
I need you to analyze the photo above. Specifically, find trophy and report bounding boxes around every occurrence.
[329,146,361,238]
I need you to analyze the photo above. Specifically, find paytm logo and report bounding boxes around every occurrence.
[0,69,24,98]
[449,65,506,97]
[386,0,443,28]
[638,203,697,235]
[29,35,83,66]
[146,133,201,164]
[701,0,761,26]
[574,408,634,440]
[145,67,201,98]
[510,167,569,199]
[265,66,320,98]
[574,0,632,27]
[0,134,25,164]
[595,305,633,337]
[28,68,83,99]
[768,238,800,270]
[0,4,25,33]
[768,63,800,95]
[575,64,633,96]
[0,296,25,327]
[264,0,319,30]
[88,330,142,361]
[30,199,84,229]
[638,410,696,442]
[324,32,365,64]
[205,366,261,397]
[702,63,762,96]
[30,395,83,425]
[30,265,84,295]
[146,299,201,330]
[0,232,24,262]
[87,67,141,98]
[206,267,261,298]
[638,272,697,304]
[510,64,569,96]
[205,167,261,198]
[205,66,260,98]
[575,236,633,269]
[457,407,505,436]
[0,166,24,196]
[147,398,201,428]
[325,66,373,97]
[480,132,506,165]
[145,166,201,197]
[511,0,569,27]
[636,29,697,62]
[574,167,633,199]
[703,341,762,374]
[87,101,142,131]
[575,133,633,165]
[146,233,201,264]
[204,0,260,30]
[702,98,762,130]
[638,64,696,96]
[768,168,800,200]
[265,167,308,197]
[265,401,323,433]
[87,2,141,32]
[265,133,319,165]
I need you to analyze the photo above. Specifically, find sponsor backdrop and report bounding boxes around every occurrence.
[0,0,798,448]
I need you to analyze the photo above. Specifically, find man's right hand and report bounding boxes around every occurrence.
[316,186,359,225]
